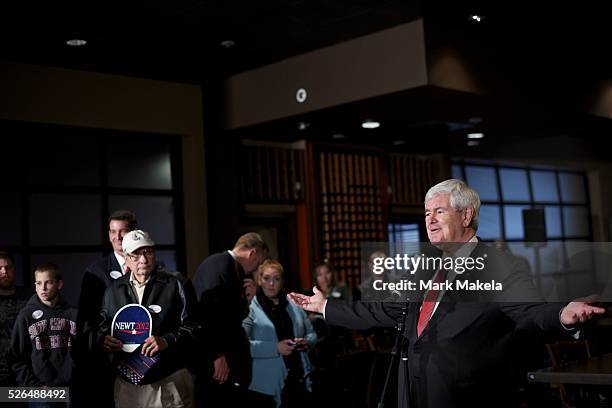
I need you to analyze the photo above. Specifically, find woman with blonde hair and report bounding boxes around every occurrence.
[243,260,317,407]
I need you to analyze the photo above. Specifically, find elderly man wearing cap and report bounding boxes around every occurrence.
[98,230,200,408]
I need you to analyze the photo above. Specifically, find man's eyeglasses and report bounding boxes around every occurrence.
[127,248,155,261]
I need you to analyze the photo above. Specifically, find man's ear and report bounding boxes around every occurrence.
[463,207,474,227]
[247,248,257,259]
[58,280,64,290]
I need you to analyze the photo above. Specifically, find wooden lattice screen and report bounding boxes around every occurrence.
[316,149,387,289]
[240,145,305,203]
[388,154,443,205]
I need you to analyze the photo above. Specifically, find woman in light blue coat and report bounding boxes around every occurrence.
[243,259,317,407]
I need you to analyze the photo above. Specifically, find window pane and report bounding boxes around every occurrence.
[477,205,501,240]
[465,166,499,201]
[0,191,21,246]
[559,173,587,204]
[499,168,530,202]
[107,140,173,190]
[28,139,100,187]
[530,171,559,202]
[388,224,419,243]
[504,205,530,239]
[108,196,175,245]
[29,194,102,246]
[563,206,590,237]
[451,165,463,180]
[544,206,562,238]
[30,252,101,307]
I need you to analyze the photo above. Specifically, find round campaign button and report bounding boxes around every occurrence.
[32,310,43,319]
[109,270,122,279]
[148,304,162,314]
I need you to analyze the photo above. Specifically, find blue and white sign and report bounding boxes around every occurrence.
[111,304,152,352]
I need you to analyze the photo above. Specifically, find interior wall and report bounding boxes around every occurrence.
[224,19,428,129]
[0,62,208,276]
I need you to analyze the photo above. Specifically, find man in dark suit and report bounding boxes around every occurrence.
[74,209,137,407]
[193,232,268,407]
[290,179,605,408]
[78,209,138,341]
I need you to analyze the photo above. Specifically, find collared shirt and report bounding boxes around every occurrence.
[114,252,127,275]
[227,249,236,260]
[129,272,151,304]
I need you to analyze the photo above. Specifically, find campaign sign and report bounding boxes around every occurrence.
[111,304,152,352]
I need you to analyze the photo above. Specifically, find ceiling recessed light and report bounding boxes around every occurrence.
[467,133,484,139]
[298,121,310,131]
[392,140,405,146]
[362,119,380,129]
[470,15,483,23]
[331,133,345,140]
[66,39,87,47]
[220,40,235,48]
[467,140,480,147]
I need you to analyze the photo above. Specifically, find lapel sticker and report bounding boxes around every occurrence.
[32,310,43,319]
[110,270,123,279]
[148,304,162,314]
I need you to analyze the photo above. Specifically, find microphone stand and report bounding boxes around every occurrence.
[377,301,409,408]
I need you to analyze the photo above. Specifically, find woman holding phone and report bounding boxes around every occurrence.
[243,259,317,407]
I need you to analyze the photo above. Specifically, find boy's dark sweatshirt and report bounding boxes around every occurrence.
[10,294,77,386]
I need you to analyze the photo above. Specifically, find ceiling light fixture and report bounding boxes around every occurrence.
[66,39,87,47]
[220,40,235,48]
[467,140,480,147]
[362,119,380,129]
[298,121,310,131]
[470,15,483,23]
[331,133,345,140]
[467,133,484,139]
[392,140,405,146]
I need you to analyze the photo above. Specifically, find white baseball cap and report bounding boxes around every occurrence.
[122,230,155,254]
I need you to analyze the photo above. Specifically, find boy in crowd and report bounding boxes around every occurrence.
[11,263,77,387]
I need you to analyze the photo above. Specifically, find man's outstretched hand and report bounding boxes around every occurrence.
[560,299,606,326]
[288,286,326,314]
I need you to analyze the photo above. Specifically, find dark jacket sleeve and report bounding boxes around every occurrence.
[96,287,115,349]
[501,302,568,335]
[10,313,42,387]
[160,274,201,348]
[494,251,571,336]
[77,269,107,350]
[195,255,244,357]
[325,300,405,330]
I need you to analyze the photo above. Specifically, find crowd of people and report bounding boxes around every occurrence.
[0,210,366,408]
[0,178,607,408]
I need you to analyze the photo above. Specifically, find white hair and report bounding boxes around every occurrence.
[424,179,481,231]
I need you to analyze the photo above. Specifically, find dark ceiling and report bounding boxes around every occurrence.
[0,0,421,82]
[2,1,612,158]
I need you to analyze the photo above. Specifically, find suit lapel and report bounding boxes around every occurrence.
[412,242,488,341]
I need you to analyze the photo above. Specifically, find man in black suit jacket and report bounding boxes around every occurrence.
[74,209,137,407]
[193,232,268,407]
[290,179,605,408]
